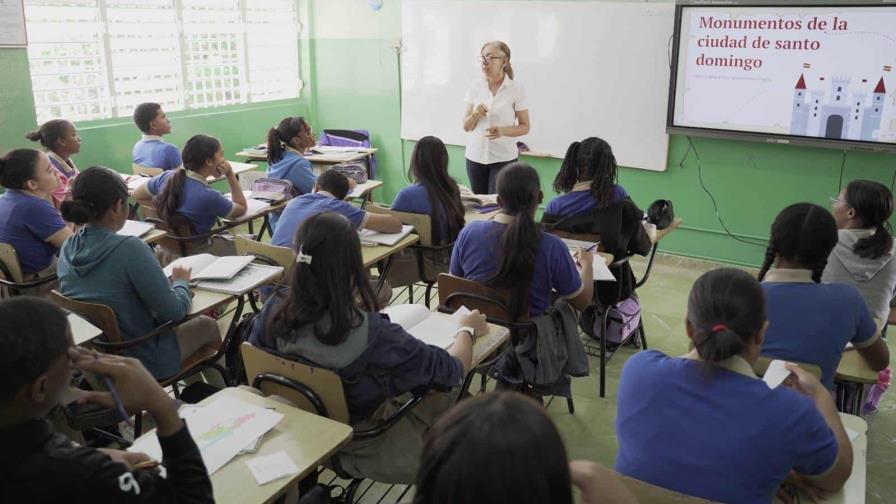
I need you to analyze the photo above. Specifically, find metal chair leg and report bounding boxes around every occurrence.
[639,320,648,350]
[345,479,364,504]
[566,397,575,414]
[599,309,611,398]
[407,284,414,304]
[424,282,434,309]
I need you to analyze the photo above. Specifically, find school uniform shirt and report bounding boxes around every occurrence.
[761,268,879,389]
[463,76,528,165]
[0,419,213,504]
[249,297,464,423]
[145,170,233,234]
[391,183,451,242]
[544,181,629,217]
[449,213,583,317]
[267,147,317,231]
[58,226,192,379]
[822,228,896,327]
[615,350,839,504]
[0,189,67,273]
[270,191,369,248]
[47,151,79,208]
[132,135,183,171]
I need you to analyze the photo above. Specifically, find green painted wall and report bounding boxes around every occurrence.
[3,1,896,268]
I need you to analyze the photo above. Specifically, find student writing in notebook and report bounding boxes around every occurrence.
[0,149,72,279]
[758,203,889,390]
[615,268,852,504]
[58,167,222,381]
[414,392,636,504]
[133,134,247,237]
[266,116,317,232]
[132,102,182,171]
[0,297,213,504]
[270,170,401,248]
[249,211,488,484]
[25,119,82,208]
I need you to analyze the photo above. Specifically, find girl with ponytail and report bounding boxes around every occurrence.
[132,134,247,235]
[57,166,222,380]
[25,119,82,208]
[758,203,889,390]
[265,116,316,232]
[616,268,853,503]
[823,180,896,327]
[449,162,593,320]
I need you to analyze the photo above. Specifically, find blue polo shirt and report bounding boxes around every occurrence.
[267,149,316,232]
[760,268,878,389]
[271,192,368,248]
[545,182,628,216]
[132,136,182,171]
[392,183,453,242]
[615,350,839,504]
[0,190,67,273]
[145,170,233,234]
[449,215,582,316]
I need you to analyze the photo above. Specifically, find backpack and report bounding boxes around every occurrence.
[331,162,368,184]
[250,177,296,202]
[590,297,642,345]
[224,311,260,385]
[646,199,674,230]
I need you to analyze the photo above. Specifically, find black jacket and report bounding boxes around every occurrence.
[1,419,213,504]
[542,199,652,306]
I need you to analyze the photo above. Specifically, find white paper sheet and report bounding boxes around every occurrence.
[246,450,300,485]
[763,360,792,389]
[118,220,155,238]
[358,224,415,246]
[381,304,471,349]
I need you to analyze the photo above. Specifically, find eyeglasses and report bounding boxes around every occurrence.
[479,55,504,64]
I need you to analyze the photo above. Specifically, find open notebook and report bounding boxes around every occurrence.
[224,195,271,218]
[381,304,471,349]
[358,224,415,246]
[163,254,254,281]
[118,220,155,238]
[195,263,283,295]
[568,250,615,282]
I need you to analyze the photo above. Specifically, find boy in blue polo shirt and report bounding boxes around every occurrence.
[132,103,182,171]
[757,203,890,389]
[271,170,401,248]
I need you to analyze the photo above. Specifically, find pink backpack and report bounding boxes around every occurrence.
[593,297,642,345]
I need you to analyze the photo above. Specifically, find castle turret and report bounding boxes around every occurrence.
[861,78,886,141]
[791,74,809,135]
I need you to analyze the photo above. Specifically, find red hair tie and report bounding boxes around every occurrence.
[711,324,729,333]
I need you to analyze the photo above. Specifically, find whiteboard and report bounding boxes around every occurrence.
[400,0,674,172]
[0,0,27,47]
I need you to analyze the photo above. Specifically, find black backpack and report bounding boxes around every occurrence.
[646,199,674,230]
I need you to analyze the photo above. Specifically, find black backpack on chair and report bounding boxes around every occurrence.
[646,199,674,230]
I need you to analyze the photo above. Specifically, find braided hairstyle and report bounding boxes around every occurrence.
[757,203,838,283]
[552,137,618,208]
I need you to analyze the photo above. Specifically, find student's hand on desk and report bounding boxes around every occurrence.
[460,309,489,338]
[170,265,192,284]
[777,470,830,504]
[97,448,153,470]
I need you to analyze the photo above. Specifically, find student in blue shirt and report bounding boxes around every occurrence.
[57,167,222,380]
[133,134,247,236]
[449,162,593,319]
[270,170,401,248]
[249,211,488,484]
[132,102,182,171]
[266,116,317,232]
[758,203,890,389]
[391,136,466,244]
[26,119,81,208]
[616,268,852,504]
[0,148,72,276]
[545,137,629,217]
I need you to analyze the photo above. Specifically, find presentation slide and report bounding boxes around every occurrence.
[671,5,896,145]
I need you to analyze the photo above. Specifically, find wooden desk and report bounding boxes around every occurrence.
[235,147,378,166]
[69,312,102,346]
[348,179,384,207]
[208,161,257,184]
[135,387,353,504]
[361,234,420,268]
[469,321,509,366]
[835,349,878,384]
[141,228,168,245]
[188,289,237,318]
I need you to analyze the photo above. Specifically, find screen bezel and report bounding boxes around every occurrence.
[666,1,896,154]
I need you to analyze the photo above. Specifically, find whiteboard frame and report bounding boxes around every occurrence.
[0,0,28,48]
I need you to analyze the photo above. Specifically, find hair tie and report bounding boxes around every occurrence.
[295,248,312,265]
[711,324,729,333]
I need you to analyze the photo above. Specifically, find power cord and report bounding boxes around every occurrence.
[837,150,846,192]
[686,136,768,248]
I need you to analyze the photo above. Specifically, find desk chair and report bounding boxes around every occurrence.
[50,290,229,435]
[618,474,716,503]
[0,243,58,298]
[545,229,647,398]
[436,273,576,414]
[132,164,163,177]
[144,212,226,258]
[241,342,422,504]
[234,235,294,311]
[367,205,454,307]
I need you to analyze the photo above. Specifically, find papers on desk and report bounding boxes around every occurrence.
[246,451,300,485]
[129,396,283,475]
[381,304,471,349]
[845,426,861,442]
[196,263,283,295]
[163,254,254,281]
[118,220,155,238]
[68,313,102,345]
[459,185,499,209]
[123,174,151,191]
[358,224,414,246]
[569,250,615,282]
[232,197,272,219]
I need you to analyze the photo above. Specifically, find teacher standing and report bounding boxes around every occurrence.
[462,41,530,194]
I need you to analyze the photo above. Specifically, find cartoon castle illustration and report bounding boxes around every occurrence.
[791,73,886,141]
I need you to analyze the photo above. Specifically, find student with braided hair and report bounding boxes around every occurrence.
[545,136,629,216]
[758,203,889,390]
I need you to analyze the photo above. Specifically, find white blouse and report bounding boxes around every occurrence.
[463,76,528,165]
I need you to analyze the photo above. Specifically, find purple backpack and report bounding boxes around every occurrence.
[318,129,377,178]
[593,297,641,344]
